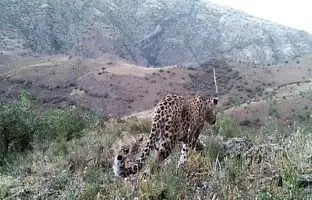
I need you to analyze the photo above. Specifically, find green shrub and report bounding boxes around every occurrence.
[0,91,40,163]
[39,108,90,142]
[0,90,97,162]
[205,137,226,163]
[268,101,280,118]
[213,116,239,138]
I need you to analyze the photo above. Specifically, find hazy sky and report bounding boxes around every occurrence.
[208,0,312,34]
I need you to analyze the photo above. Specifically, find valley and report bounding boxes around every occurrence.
[1,53,312,127]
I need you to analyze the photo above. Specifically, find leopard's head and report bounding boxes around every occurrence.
[204,97,218,125]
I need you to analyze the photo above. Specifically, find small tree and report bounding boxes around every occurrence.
[0,91,40,163]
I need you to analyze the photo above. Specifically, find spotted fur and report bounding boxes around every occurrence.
[113,94,218,177]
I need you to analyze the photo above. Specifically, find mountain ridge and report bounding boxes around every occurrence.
[1,0,312,67]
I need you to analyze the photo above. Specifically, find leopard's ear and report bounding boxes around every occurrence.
[212,97,218,105]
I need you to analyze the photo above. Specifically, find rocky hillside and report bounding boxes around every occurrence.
[1,0,312,67]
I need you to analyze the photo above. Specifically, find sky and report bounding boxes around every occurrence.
[208,0,312,34]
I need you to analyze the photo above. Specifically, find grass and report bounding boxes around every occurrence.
[1,93,312,199]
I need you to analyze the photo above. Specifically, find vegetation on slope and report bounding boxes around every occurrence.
[0,91,96,163]
[2,0,312,66]
[1,91,312,199]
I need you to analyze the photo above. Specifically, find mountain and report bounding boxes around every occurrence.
[1,0,312,67]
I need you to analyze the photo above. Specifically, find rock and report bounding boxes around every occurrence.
[223,137,254,155]
[299,174,312,188]
[243,143,282,163]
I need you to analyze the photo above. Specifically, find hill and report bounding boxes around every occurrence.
[1,0,312,66]
[1,53,312,127]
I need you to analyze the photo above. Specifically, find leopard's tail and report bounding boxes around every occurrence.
[113,120,158,177]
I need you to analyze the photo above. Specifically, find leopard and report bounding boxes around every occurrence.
[113,93,218,177]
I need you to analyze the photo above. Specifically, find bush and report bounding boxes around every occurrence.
[205,137,226,163]
[0,90,96,163]
[0,91,40,163]
[213,116,239,138]
[39,108,91,142]
[269,101,280,118]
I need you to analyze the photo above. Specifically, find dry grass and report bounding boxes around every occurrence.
[2,54,312,199]
[1,115,312,200]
